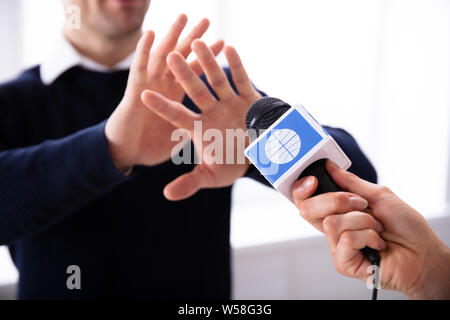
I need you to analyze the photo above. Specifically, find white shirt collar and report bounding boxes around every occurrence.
[40,34,134,85]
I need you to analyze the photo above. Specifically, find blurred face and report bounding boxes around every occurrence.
[63,0,151,37]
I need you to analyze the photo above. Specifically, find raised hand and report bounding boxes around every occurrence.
[105,15,225,171]
[141,40,262,200]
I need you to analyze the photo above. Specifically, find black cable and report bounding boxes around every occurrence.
[372,286,378,300]
[371,259,380,300]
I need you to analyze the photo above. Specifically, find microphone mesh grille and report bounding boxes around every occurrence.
[246,97,291,139]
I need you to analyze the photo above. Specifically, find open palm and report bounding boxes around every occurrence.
[142,40,261,200]
[105,15,224,170]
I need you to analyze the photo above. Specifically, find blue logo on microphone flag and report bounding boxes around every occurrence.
[246,109,323,184]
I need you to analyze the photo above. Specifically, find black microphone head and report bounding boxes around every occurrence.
[246,97,292,140]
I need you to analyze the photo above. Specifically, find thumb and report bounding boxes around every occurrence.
[291,176,318,207]
[326,161,380,203]
[163,166,211,201]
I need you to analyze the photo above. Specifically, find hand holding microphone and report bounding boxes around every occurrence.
[245,97,384,299]
[293,161,450,299]
[245,97,380,275]
[245,97,450,299]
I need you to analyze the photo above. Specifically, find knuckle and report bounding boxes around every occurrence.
[334,260,347,276]
[233,75,248,85]
[177,70,194,82]
[355,211,372,226]
[364,216,376,229]
[374,185,391,198]
[201,57,218,69]
[333,192,350,212]
[340,231,354,246]
[191,88,209,101]
[299,201,311,220]
[167,108,182,123]
[229,59,243,69]
[135,63,147,74]
[241,91,259,102]
[367,229,378,239]
[220,93,235,105]
[210,76,228,89]
[322,216,337,234]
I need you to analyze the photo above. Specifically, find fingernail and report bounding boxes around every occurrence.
[293,177,314,195]
[349,196,368,210]
[302,177,315,189]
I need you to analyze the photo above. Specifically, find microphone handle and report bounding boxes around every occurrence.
[299,159,380,265]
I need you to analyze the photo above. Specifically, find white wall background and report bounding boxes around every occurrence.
[233,216,450,300]
[0,0,449,299]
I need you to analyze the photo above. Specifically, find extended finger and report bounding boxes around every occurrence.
[131,30,155,81]
[176,18,210,58]
[163,165,213,201]
[190,40,225,75]
[141,90,200,129]
[151,14,188,76]
[326,161,386,203]
[167,51,217,112]
[224,46,258,99]
[191,39,235,101]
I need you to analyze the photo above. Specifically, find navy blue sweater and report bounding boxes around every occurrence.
[0,66,377,299]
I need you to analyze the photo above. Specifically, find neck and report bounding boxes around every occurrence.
[63,27,142,68]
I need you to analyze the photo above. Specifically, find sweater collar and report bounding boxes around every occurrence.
[40,34,134,85]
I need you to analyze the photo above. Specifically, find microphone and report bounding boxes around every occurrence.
[245,97,351,203]
[244,97,380,291]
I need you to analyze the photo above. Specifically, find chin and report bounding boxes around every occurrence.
[102,0,148,31]
[104,11,147,36]
[106,0,149,14]
[116,21,143,35]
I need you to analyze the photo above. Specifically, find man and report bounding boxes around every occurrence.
[0,0,376,299]
[292,161,450,299]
